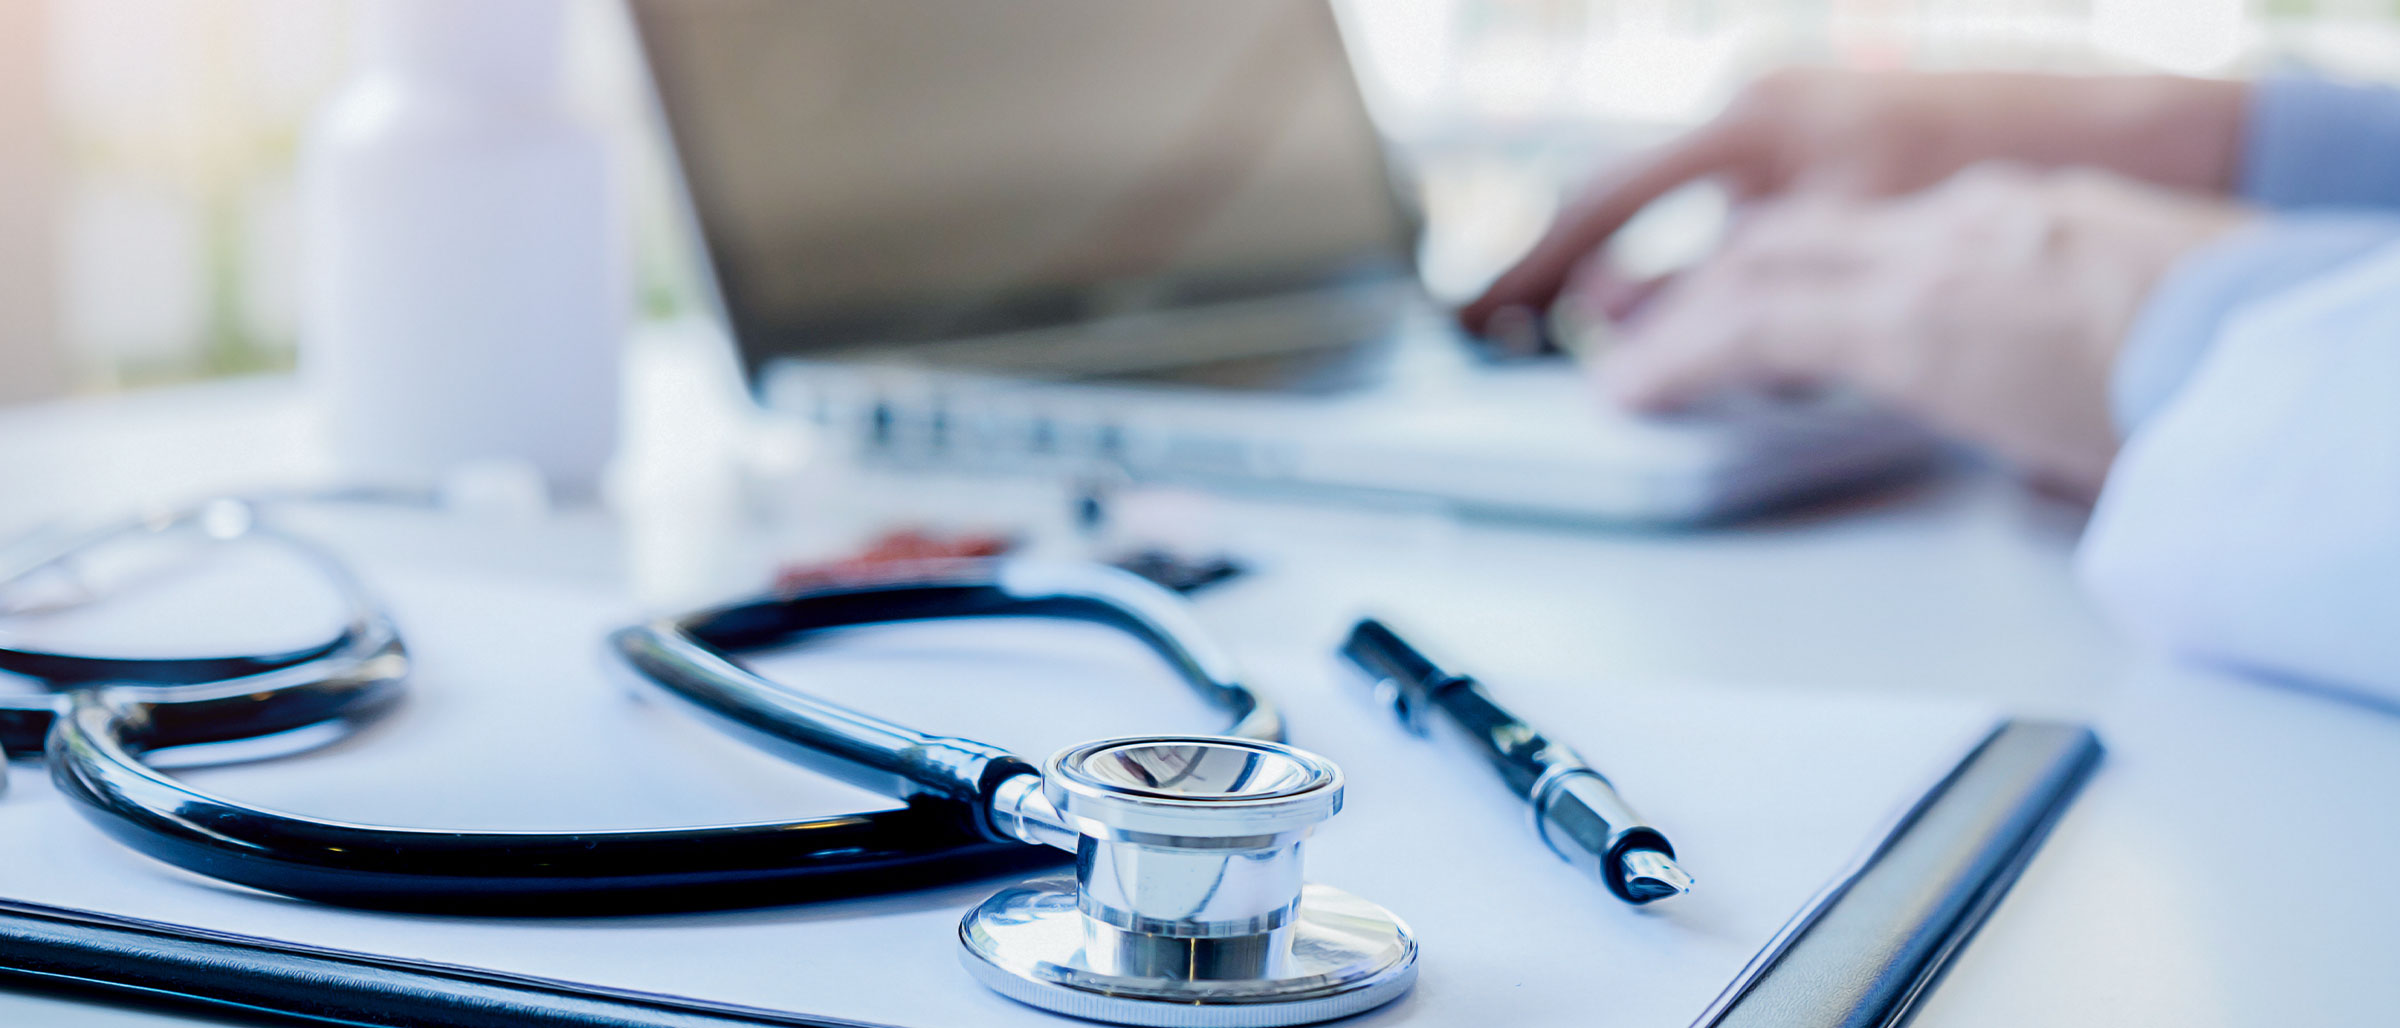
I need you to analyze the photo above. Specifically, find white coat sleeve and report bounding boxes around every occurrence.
[2079,239,2400,701]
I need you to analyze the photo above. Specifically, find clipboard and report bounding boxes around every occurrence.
[1697,720,2104,1028]
[0,720,2101,1028]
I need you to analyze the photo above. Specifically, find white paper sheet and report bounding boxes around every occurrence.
[0,561,1994,1028]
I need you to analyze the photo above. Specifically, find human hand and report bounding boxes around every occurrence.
[1592,165,2250,495]
[1460,69,2247,334]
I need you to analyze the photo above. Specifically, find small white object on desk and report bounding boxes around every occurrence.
[299,0,626,497]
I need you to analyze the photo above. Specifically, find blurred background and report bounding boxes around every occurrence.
[2,0,2397,401]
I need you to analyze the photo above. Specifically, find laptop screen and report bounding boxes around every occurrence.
[630,0,1414,375]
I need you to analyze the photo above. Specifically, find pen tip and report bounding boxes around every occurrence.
[1619,849,1694,903]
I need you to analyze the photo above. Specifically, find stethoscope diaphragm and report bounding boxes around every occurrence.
[958,736,1418,1027]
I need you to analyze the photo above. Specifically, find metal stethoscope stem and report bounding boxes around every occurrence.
[620,562,1418,1026]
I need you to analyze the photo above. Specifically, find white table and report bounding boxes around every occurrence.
[1,372,2392,1027]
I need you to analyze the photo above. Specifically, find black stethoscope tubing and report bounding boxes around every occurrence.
[7,504,1276,915]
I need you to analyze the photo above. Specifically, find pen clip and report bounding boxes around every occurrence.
[1340,619,1439,737]
[1367,674,1431,737]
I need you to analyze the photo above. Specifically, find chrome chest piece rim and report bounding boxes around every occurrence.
[960,879,1418,1028]
[958,736,1418,1027]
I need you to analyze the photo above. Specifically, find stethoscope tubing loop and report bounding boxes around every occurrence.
[13,518,1283,914]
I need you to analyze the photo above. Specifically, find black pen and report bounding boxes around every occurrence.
[1340,618,1692,904]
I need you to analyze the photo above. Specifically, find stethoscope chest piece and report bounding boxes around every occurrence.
[958,736,1418,1027]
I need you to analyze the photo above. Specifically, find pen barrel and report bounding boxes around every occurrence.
[1339,619,1683,901]
[1531,766,1674,903]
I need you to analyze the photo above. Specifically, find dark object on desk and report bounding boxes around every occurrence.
[1108,548,1245,594]
[1339,618,1691,904]
[1695,719,2104,1028]
[0,898,863,1027]
[772,529,1015,593]
[776,530,1243,597]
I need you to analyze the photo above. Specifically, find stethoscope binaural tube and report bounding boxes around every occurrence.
[47,687,1063,914]
[611,559,1285,842]
[0,500,395,757]
[38,542,1281,914]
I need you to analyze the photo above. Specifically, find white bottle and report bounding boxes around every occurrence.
[301,0,623,497]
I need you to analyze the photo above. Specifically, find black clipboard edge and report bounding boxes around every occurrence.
[1692,719,2105,1028]
[0,898,882,1028]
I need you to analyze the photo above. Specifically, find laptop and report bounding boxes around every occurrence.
[628,0,1931,525]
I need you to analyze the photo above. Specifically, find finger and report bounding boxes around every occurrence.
[1549,267,1671,359]
[1598,259,1863,411]
[1574,194,1861,333]
[1459,122,1757,334]
[1716,194,1876,275]
[1557,257,1668,325]
[1586,270,1670,324]
[1589,266,1759,411]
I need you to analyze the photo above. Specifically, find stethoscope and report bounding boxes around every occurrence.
[0,497,1416,1027]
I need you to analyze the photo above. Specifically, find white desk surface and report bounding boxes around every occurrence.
[0,372,2393,1027]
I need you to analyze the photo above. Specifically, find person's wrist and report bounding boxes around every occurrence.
[2100,76,2247,193]
[2113,214,2400,435]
